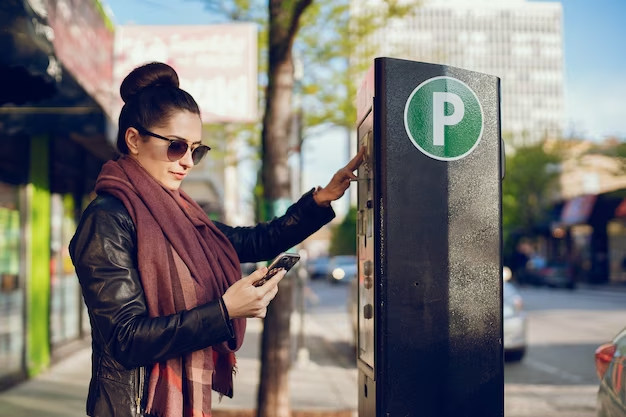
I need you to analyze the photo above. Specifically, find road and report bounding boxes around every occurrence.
[505,285,626,417]
[304,278,626,417]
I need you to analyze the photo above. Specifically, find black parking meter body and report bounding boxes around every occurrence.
[355,57,503,417]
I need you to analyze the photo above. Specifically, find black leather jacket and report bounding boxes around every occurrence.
[69,189,335,417]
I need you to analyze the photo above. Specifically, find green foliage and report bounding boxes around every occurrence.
[93,0,115,32]
[191,0,421,220]
[191,0,420,137]
[329,206,357,256]
[502,140,562,249]
[203,123,260,161]
[296,0,420,133]
[190,0,268,23]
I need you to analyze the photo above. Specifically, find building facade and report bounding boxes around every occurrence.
[0,8,264,391]
[353,0,565,146]
[0,0,115,389]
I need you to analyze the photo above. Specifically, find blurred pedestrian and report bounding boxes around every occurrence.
[511,241,531,285]
[529,250,547,271]
[69,62,366,417]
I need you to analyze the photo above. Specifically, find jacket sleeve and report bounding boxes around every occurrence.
[70,204,234,369]
[214,188,336,263]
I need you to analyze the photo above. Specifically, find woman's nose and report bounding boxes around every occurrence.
[179,146,194,168]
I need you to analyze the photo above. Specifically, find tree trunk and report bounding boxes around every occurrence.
[256,277,295,417]
[256,1,312,417]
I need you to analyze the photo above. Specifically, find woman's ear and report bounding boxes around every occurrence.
[125,127,141,156]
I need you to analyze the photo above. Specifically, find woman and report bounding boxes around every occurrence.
[69,62,364,417]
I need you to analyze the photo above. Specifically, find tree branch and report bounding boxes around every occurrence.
[288,0,314,40]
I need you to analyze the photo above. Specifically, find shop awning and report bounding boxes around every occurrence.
[560,195,597,226]
[0,0,115,158]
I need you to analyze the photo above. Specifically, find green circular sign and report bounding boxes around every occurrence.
[403,76,484,161]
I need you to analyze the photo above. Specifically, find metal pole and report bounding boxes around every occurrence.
[292,54,311,368]
[295,249,309,366]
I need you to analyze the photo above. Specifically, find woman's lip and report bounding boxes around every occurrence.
[171,172,186,180]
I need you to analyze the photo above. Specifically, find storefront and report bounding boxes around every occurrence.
[0,0,115,388]
[555,195,596,282]
[0,182,25,384]
[607,197,626,284]
[555,191,626,285]
[50,194,87,351]
[608,220,626,284]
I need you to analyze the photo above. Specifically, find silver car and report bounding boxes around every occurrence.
[503,276,527,361]
[328,255,358,284]
[595,328,626,416]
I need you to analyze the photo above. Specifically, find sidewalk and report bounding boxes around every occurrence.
[0,311,357,417]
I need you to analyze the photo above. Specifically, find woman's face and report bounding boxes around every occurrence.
[125,110,203,191]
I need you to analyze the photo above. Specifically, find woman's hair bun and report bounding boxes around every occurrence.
[120,62,180,103]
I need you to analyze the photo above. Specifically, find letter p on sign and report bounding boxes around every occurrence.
[433,92,464,147]
[404,76,484,161]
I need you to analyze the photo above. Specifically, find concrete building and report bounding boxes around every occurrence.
[352,0,565,146]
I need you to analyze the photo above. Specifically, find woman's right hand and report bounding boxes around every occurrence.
[221,267,287,319]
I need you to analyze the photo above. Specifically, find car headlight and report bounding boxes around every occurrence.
[332,268,346,280]
[503,266,512,282]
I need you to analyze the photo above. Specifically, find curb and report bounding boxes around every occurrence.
[214,411,355,417]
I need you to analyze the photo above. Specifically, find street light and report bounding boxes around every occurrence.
[292,53,311,368]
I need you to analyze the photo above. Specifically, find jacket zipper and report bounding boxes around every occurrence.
[136,366,144,415]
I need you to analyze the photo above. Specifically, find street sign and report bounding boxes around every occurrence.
[404,76,484,161]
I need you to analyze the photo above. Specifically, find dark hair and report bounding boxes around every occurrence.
[117,62,201,154]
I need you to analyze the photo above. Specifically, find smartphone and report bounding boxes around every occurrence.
[253,252,301,287]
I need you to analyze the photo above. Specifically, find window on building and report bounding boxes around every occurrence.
[0,182,24,379]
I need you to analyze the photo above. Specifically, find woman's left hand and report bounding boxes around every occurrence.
[313,146,367,207]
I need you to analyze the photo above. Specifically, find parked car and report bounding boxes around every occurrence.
[503,275,527,362]
[596,328,626,417]
[347,266,527,362]
[518,261,576,289]
[327,255,357,284]
[536,262,576,289]
[307,256,332,280]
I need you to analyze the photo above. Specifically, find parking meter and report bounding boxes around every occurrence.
[355,57,503,416]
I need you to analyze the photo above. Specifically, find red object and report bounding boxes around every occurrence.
[595,343,617,380]
[615,198,626,217]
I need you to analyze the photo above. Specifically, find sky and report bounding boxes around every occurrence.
[533,0,626,140]
[103,0,626,218]
[104,0,626,142]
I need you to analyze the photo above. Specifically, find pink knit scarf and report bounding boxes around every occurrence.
[95,156,245,417]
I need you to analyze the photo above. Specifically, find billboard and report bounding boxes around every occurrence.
[561,194,597,226]
[114,24,258,124]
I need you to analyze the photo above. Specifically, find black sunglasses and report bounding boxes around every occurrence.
[135,125,211,165]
